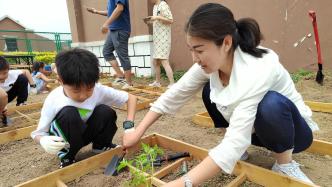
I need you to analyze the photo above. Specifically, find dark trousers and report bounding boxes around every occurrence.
[7,74,28,106]
[202,82,313,153]
[50,104,118,160]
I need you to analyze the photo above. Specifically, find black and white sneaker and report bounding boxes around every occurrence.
[59,158,75,168]
[92,143,120,154]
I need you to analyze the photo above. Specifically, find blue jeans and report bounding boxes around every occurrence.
[202,82,313,153]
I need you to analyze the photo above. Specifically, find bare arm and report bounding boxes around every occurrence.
[165,156,221,186]
[126,94,137,121]
[86,7,108,16]
[152,16,173,24]
[22,70,35,85]
[39,73,55,83]
[99,3,125,34]
[122,110,162,147]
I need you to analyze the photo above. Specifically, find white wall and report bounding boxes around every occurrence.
[71,35,153,77]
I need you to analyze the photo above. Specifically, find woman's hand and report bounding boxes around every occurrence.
[122,129,142,148]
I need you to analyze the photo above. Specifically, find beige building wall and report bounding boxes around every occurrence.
[168,0,332,71]
[67,0,332,72]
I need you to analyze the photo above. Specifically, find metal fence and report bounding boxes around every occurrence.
[0,30,72,53]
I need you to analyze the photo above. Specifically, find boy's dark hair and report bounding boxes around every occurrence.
[55,48,100,87]
[185,3,267,58]
[0,56,10,71]
[32,61,45,73]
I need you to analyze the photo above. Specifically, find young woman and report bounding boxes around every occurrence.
[145,0,174,88]
[32,62,56,94]
[123,3,318,186]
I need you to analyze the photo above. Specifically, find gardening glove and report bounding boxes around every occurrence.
[40,136,66,154]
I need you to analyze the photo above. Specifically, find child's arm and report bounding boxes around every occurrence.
[21,70,35,86]
[39,73,56,83]
[126,93,137,121]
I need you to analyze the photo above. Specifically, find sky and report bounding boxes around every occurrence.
[0,0,71,33]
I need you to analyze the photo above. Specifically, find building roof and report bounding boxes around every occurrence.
[0,15,30,30]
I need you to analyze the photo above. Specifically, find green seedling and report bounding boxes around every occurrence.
[117,143,164,187]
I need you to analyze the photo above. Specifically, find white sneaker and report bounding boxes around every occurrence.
[112,77,126,86]
[240,151,249,161]
[121,83,133,90]
[149,81,161,87]
[272,160,314,185]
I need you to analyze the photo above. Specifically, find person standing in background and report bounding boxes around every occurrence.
[145,0,174,88]
[87,0,132,89]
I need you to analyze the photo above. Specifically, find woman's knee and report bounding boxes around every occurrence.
[256,91,290,122]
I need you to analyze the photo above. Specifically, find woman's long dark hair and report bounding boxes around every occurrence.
[185,3,267,58]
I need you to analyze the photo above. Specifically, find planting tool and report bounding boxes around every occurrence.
[153,152,190,166]
[1,115,12,127]
[309,10,324,85]
[104,152,126,176]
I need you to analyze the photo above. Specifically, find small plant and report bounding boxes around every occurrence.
[117,143,164,187]
[291,69,315,83]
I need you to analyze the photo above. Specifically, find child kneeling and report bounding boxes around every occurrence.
[31,48,137,168]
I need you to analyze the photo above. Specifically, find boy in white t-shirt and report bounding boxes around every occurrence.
[0,56,36,107]
[31,48,137,168]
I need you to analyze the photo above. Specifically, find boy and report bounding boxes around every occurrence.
[0,56,36,106]
[31,48,137,168]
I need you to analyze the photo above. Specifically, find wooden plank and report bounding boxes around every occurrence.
[192,112,214,128]
[0,120,36,133]
[155,133,315,187]
[305,101,332,113]
[16,133,318,187]
[153,157,189,178]
[225,173,246,187]
[151,177,166,187]
[56,180,67,187]
[233,161,314,187]
[7,102,43,115]
[15,110,36,123]
[306,139,332,156]
[17,134,155,187]
[0,125,36,144]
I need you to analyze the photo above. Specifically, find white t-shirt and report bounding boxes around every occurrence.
[0,70,23,91]
[31,83,129,139]
[150,46,318,174]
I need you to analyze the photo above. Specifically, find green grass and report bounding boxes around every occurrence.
[290,69,315,83]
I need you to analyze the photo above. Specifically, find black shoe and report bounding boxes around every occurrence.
[92,143,120,154]
[60,158,75,168]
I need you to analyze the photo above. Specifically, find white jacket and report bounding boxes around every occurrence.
[150,47,318,174]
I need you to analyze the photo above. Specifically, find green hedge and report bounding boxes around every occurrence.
[0,51,56,65]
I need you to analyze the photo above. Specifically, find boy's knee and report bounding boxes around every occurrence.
[94,104,117,119]
[57,106,79,119]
